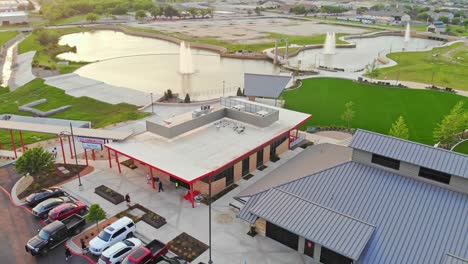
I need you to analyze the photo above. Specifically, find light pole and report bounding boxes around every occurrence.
[150,93,154,114]
[208,176,213,264]
[60,123,82,187]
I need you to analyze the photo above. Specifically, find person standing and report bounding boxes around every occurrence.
[65,247,72,261]
[125,193,131,206]
[80,238,87,254]
[158,181,164,192]
[146,173,150,184]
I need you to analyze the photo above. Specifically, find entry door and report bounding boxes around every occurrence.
[266,221,298,250]
[242,157,249,175]
[256,149,264,168]
[320,246,353,264]
[225,167,234,187]
[304,239,314,258]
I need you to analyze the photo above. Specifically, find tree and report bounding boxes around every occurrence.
[439,16,449,24]
[86,13,99,23]
[151,6,163,18]
[236,87,243,96]
[188,7,198,18]
[87,204,107,230]
[451,17,461,25]
[207,8,214,18]
[434,101,467,145]
[416,12,430,22]
[366,59,380,81]
[341,101,355,129]
[135,10,146,20]
[184,93,191,103]
[164,5,179,19]
[15,147,54,178]
[254,7,262,16]
[37,30,59,46]
[356,7,368,14]
[389,116,410,140]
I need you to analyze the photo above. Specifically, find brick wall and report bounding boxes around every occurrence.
[249,153,257,171]
[255,218,267,236]
[263,145,270,163]
[193,178,226,196]
[276,140,289,155]
[234,161,242,182]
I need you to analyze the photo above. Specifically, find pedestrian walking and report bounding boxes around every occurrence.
[51,147,57,158]
[80,238,87,254]
[125,193,131,206]
[146,173,150,184]
[65,247,72,261]
[158,181,164,192]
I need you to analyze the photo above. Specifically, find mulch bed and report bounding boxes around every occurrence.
[115,203,167,229]
[257,165,268,171]
[95,185,125,205]
[243,174,254,180]
[18,163,88,199]
[169,232,208,262]
[121,159,137,169]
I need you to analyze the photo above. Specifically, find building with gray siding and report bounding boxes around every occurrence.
[238,130,468,264]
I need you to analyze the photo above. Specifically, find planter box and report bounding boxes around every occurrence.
[141,212,166,229]
[95,185,125,205]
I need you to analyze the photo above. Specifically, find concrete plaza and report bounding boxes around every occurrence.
[62,148,314,264]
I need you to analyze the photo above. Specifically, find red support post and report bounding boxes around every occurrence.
[115,151,122,174]
[91,149,96,160]
[149,167,155,189]
[84,149,89,166]
[9,130,17,158]
[0,141,2,149]
[190,183,195,208]
[68,136,74,159]
[59,136,67,164]
[107,148,112,168]
[19,131,25,153]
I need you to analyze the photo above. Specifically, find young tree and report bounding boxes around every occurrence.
[37,30,59,46]
[87,204,107,230]
[188,7,198,18]
[341,101,355,129]
[254,7,262,16]
[207,8,214,18]
[184,93,191,103]
[434,101,467,145]
[151,6,163,18]
[15,147,54,179]
[389,116,410,140]
[439,16,449,24]
[86,13,99,23]
[366,59,380,81]
[135,10,146,21]
[236,87,243,96]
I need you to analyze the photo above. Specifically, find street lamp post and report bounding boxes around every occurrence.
[60,123,81,187]
[150,93,154,114]
[208,175,213,264]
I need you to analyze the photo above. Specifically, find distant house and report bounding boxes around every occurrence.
[428,11,454,21]
[0,11,28,25]
[260,1,280,9]
[427,20,446,33]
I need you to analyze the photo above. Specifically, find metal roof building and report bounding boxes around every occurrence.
[350,129,468,178]
[238,161,468,263]
[244,73,291,99]
[445,254,468,264]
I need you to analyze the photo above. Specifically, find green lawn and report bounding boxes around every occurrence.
[125,26,348,53]
[54,15,88,25]
[283,78,468,145]
[305,16,428,31]
[0,79,149,149]
[452,140,468,155]
[19,27,90,74]
[374,43,468,91]
[0,31,19,46]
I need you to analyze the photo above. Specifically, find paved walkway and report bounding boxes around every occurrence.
[10,51,36,90]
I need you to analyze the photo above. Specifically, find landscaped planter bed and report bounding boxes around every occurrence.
[141,211,167,229]
[169,232,208,262]
[94,185,125,205]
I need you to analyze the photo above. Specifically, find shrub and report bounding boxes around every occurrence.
[15,147,54,178]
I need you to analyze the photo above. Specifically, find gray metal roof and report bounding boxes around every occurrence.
[238,161,468,263]
[244,73,291,99]
[350,129,468,178]
[249,188,375,260]
[445,254,468,264]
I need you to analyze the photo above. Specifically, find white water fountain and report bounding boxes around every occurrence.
[404,23,411,43]
[179,41,194,75]
[323,32,336,55]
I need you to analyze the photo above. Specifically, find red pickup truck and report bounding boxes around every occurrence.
[121,239,168,264]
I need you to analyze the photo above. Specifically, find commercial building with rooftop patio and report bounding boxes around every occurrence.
[104,98,311,208]
[237,129,468,264]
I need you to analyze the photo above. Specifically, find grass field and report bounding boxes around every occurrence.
[18,27,90,74]
[125,26,347,53]
[0,31,19,46]
[283,78,468,145]
[0,79,149,149]
[54,15,88,25]
[453,141,468,155]
[374,42,468,91]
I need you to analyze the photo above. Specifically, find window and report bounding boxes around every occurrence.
[371,154,400,170]
[127,222,134,228]
[419,167,451,184]
[112,228,125,239]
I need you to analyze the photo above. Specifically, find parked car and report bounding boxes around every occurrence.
[121,239,168,264]
[25,214,86,256]
[32,196,72,219]
[98,237,142,264]
[48,201,87,222]
[89,216,136,255]
[25,188,65,207]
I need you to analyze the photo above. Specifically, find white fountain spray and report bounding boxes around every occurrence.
[323,32,336,55]
[404,23,411,43]
[179,41,194,75]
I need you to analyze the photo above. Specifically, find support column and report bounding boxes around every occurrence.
[19,131,25,152]
[68,136,73,159]
[91,149,96,160]
[190,183,195,208]
[0,141,2,149]
[149,166,155,189]
[9,130,17,158]
[59,136,67,164]
[84,149,89,166]
[107,148,112,168]
[115,151,121,174]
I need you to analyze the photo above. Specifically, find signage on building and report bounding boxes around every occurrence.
[82,142,103,150]
[77,137,105,144]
